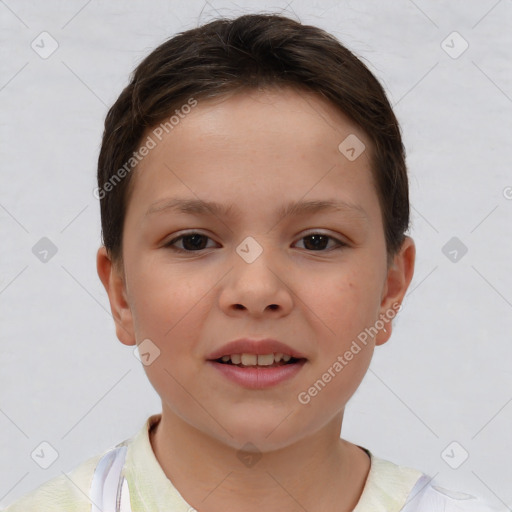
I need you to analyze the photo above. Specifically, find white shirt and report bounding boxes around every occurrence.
[1,414,506,511]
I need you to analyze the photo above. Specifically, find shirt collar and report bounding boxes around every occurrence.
[124,414,423,512]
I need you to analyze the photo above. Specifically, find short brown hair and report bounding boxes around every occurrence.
[97,13,409,267]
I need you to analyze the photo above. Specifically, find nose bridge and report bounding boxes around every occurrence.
[234,235,280,287]
[220,234,293,314]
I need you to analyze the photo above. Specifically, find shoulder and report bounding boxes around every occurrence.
[401,474,508,512]
[1,451,104,512]
[358,451,507,512]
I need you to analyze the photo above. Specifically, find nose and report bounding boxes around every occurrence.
[218,242,294,317]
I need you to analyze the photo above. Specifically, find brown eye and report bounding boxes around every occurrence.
[295,233,346,252]
[165,233,217,252]
[164,231,346,254]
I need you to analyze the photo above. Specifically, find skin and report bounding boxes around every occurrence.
[97,87,415,512]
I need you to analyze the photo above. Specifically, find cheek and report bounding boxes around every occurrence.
[128,264,212,402]
[128,257,210,338]
[311,270,381,340]
[296,335,374,423]
[298,277,377,412]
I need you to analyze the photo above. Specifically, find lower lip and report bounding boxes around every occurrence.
[207,360,307,389]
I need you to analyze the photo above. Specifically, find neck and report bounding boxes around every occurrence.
[149,406,370,512]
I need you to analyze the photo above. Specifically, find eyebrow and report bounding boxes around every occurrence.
[145,197,369,221]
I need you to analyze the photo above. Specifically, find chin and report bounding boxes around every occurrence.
[213,414,309,451]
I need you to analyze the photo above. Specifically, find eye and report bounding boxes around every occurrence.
[164,231,346,253]
[294,232,346,252]
[164,232,218,253]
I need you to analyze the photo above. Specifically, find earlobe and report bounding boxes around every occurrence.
[375,236,415,346]
[96,246,136,346]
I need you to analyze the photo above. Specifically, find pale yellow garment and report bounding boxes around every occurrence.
[2,413,425,512]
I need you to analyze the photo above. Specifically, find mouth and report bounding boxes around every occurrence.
[210,353,307,368]
[208,352,307,390]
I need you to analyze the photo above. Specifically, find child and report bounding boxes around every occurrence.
[2,13,506,512]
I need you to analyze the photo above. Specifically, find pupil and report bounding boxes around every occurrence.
[183,234,207,250]
[304,234,328,251]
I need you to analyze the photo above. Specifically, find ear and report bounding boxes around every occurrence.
[374,236,415,346]
[96,246,136,346]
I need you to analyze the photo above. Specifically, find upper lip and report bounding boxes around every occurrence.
[206,338,307,360]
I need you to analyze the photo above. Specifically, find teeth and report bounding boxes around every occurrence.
[257,354,275,366]
[241,354,257,366]
[220,353,295,366]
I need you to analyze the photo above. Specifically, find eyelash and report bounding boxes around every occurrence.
[164,231,347,254]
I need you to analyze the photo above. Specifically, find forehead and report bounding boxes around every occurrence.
[127,87,379,224]
[162,87,369,162]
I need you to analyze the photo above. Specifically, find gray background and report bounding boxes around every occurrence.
[1,0,511,509]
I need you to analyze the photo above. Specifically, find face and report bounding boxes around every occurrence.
[98,87,414,451]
